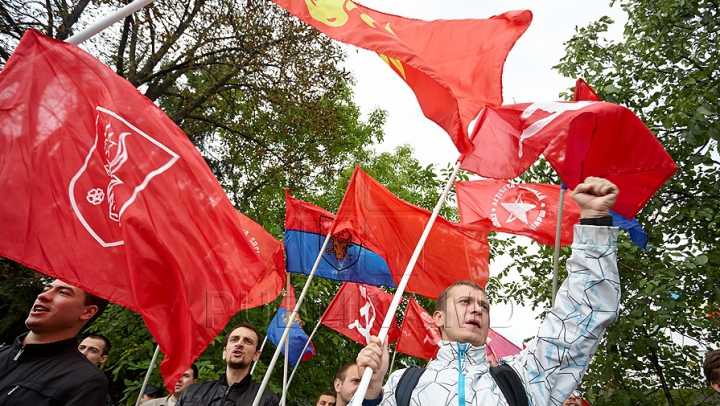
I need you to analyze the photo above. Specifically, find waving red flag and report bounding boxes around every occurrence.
[486,328,522,364]
[321,283,400,345]
[396,297,440,360]
[236,211,286,310]
[270,0,532,154]
[574,78,601,102]
[460,101,677,218]
[332,166,491,299]
[455,180,580,246]
[0,31,266,389]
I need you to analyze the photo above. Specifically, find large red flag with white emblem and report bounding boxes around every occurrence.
[271,0,532,154]
[459,101,677,218]
[455,180,580,246]
[395,297,440,360]
[321,283,400,345]
[0,30,266,388]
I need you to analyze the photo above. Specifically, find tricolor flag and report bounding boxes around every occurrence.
[270,0,532,154]
[267,286,316,368]
[455,180,580,246]
[395,297,440,360]
[321,283,400,345]
[331,166,491,299]
[460,101,677,219]
[0,30,266,388]
[284,191,396,287]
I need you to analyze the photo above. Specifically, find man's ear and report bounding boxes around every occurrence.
[99,354,108,364]
[252,349,262,362]
[80,305,98,321]
[433,310,444,328]
[333,378,341,393]
[711,380,720,393]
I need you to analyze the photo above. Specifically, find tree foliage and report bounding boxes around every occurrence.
[493,1,720,405]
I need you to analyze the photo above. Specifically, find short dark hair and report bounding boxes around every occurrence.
[83,291,109,328]
[704,349,720,385]
[189,363,199,380]
[223,322,261,351]
[435,280,486,313]
[315,391,336,406]
[85,333,112,356]
[335,362,357,382]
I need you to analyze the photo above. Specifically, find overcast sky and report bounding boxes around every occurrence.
[341,1,628,345]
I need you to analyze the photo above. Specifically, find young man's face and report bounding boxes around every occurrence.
[223,327,261,370]
[26,280,96,335]
[79,337,108,366]
[316,394,336,406]
[334,365,360,405]
[174,367,197,397]
[433,285,490,347]
[562,392,583,406]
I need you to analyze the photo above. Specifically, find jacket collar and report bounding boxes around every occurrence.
[435,340,487,366]
[13,332,79,358]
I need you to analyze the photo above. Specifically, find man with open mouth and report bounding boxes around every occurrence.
[0,279,109,405]
[357,177,621,406]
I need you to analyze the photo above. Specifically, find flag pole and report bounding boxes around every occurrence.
[551,183,567,306]
[134,344,161,406]
[252,231,333,406]
[349,160,462,406]
[65,0,156,45]
[280,314,324,404]
[387,348,398,378]
[282,275,291,406]
[250,335,269,375]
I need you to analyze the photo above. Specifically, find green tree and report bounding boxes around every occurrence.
[493,1,720,405]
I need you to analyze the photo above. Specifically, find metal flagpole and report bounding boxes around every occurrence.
[65,0,156,45]
[252,231,333,406]
[280,314,324,403]
[134,344,161,406]
[282,275,291,406]
[551,183,567,306]
[349,160,462,406]
[250,335,269,375]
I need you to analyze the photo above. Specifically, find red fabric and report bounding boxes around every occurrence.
[573,78,601,102]
[0,31,266,389]
[460,101,677,218]
[455,180,580,246]
[321,283,400,344]
[486,328,522,361]
[395,297,440,360]
[235,211,286,310]
[270,0,532,154]
[332,166,491,299]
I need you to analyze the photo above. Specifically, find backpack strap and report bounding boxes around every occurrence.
[489,364,529,406]
[395,367,425,406]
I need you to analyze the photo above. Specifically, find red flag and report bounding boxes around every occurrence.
[321,283,400,345]
[270,0,532,154]
[486,328,522,361]
[236,211,286,310]
[459,101,677,218]
[455,180,580,246]
[574,78,601,102]
[0,31,266,389]
[332,166,491,299]
[395,297,440,360]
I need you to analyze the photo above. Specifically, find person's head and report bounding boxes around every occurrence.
[25,279,109,342]
[315,391,336,406]
[562,389,584,406]
[334,362,360,406]
[173,364,198,398]
[433,281,489,347]
[78,334,111,366]
[139,385,163,404]
[704,349,720,393]
[222,323,262,371]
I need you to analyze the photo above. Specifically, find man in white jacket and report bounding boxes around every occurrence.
[358,177,621,406]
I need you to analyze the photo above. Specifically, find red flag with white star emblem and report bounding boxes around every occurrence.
[270,0,532,154]
[0,30,265,389]
[455,180,580,246]
[396,297,440,360]
[459,101,677,218]
[321,283,400,345]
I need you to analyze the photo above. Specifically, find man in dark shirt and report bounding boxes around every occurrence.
[177,322,279,406]
[0,279,109,405]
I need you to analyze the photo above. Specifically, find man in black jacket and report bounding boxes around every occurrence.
[177,322,279,406]
[0,279,109,405]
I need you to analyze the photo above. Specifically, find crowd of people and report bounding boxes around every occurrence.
[0,178,717,406]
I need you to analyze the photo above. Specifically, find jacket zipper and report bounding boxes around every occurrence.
[457,343,467,406]
[13,347,24,361]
